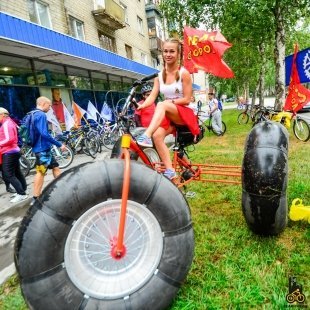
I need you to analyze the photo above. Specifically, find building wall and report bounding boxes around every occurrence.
[0,0,154,67]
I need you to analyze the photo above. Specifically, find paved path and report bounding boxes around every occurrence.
[0,151,109,285]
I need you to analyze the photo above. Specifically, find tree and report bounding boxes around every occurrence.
[160,0,310,108]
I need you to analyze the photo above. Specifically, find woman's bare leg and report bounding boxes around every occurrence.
[144,101,184,137]
[153,126,174,170]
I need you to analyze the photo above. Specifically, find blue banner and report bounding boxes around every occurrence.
[285,47,310,86]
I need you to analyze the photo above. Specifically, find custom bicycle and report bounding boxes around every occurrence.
[15,74,289,310]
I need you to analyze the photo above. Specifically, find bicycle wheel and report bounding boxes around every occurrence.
[83,137,99,158]
[19,155,31,177]
[211,121,226,135]
[293,118,310,142]
[52,145,74,169]
[15,160,194,310]
[237,112,249,124]
[137,147,161,166]
[21,146,36,169]
[102,130,121,150]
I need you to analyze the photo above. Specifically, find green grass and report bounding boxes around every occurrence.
[1,109,309,309]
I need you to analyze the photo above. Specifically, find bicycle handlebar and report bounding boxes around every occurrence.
[133,72,158,86]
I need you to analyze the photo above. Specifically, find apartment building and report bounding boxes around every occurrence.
[0,0,166,118]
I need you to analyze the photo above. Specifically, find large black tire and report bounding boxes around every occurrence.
[242,121,289,235]
[15,160,194,310]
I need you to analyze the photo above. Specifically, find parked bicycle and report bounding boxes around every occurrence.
[253,106,310,142]
[237,104,261,124]
[20,143,74,169]
[61,125,99,158]
[198,108,227,136]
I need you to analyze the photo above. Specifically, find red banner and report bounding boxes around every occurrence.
[183,27,234,78]
[284,44,310,112]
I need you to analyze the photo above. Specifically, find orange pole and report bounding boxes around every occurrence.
[116,137,131,256]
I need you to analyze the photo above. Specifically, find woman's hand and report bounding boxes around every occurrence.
[137,103,144,110]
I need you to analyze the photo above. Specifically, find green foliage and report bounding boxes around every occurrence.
[160,0,310,99]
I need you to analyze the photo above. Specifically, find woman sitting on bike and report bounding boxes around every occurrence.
[137,38,200,180]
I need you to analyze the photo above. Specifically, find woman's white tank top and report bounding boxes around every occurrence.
[158,67,185,100]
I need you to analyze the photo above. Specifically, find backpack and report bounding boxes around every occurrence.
[18,111,37,146]
[217,99,223,111]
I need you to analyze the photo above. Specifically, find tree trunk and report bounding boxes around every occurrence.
[274,1,286,111]
[258,43,266,107]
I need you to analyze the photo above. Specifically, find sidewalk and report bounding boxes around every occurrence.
[0,151,109,285]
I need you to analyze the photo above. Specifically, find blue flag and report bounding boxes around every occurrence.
[285,47,310,86]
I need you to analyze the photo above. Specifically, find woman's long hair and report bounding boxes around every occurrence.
[162,38,183,83]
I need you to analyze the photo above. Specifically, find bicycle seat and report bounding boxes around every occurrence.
[175,125,205,147]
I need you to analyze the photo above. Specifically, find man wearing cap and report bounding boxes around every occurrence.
[208,90,223,136]
[0,107,28,203]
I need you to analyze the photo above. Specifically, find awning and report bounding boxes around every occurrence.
[0,12,158,80]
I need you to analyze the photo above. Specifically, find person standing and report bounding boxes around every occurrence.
[134,84,156,127]
[31,96,66,205]
[208,90,223,136]
[136,38,200,179]
[0,107,28,203]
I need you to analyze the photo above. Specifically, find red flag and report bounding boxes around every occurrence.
[183,27,234,78]
[284,44,310,112]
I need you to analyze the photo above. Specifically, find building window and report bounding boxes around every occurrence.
[125,45,133,60]
[0,55,33,86]
[120,2,129,24]
[141,53,147,65]
[99,32,117,53]
[137,16,143,34]
[27,0,52,29]
[94,0,105,10]
[69,16,85,41]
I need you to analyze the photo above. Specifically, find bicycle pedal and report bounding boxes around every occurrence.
[185,191,196,198]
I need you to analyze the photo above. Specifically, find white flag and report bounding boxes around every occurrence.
[100,102,113,121]
[63,104,75,131]
[87,101,100,121]
[46,109,62,134]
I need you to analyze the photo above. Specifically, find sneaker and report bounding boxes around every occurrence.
[6,187,16,194]
[10,194,28,203]
[30,197,37,206]
[163,169,177,180]
[137,134,153,147]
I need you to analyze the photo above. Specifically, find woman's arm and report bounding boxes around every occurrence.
[0,121,14,147]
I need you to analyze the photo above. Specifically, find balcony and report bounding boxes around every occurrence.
[145,1,162,17]
[149,36,163,56]
[92,0,125,31]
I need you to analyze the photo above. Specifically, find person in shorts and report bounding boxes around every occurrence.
[31,96,66,204]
